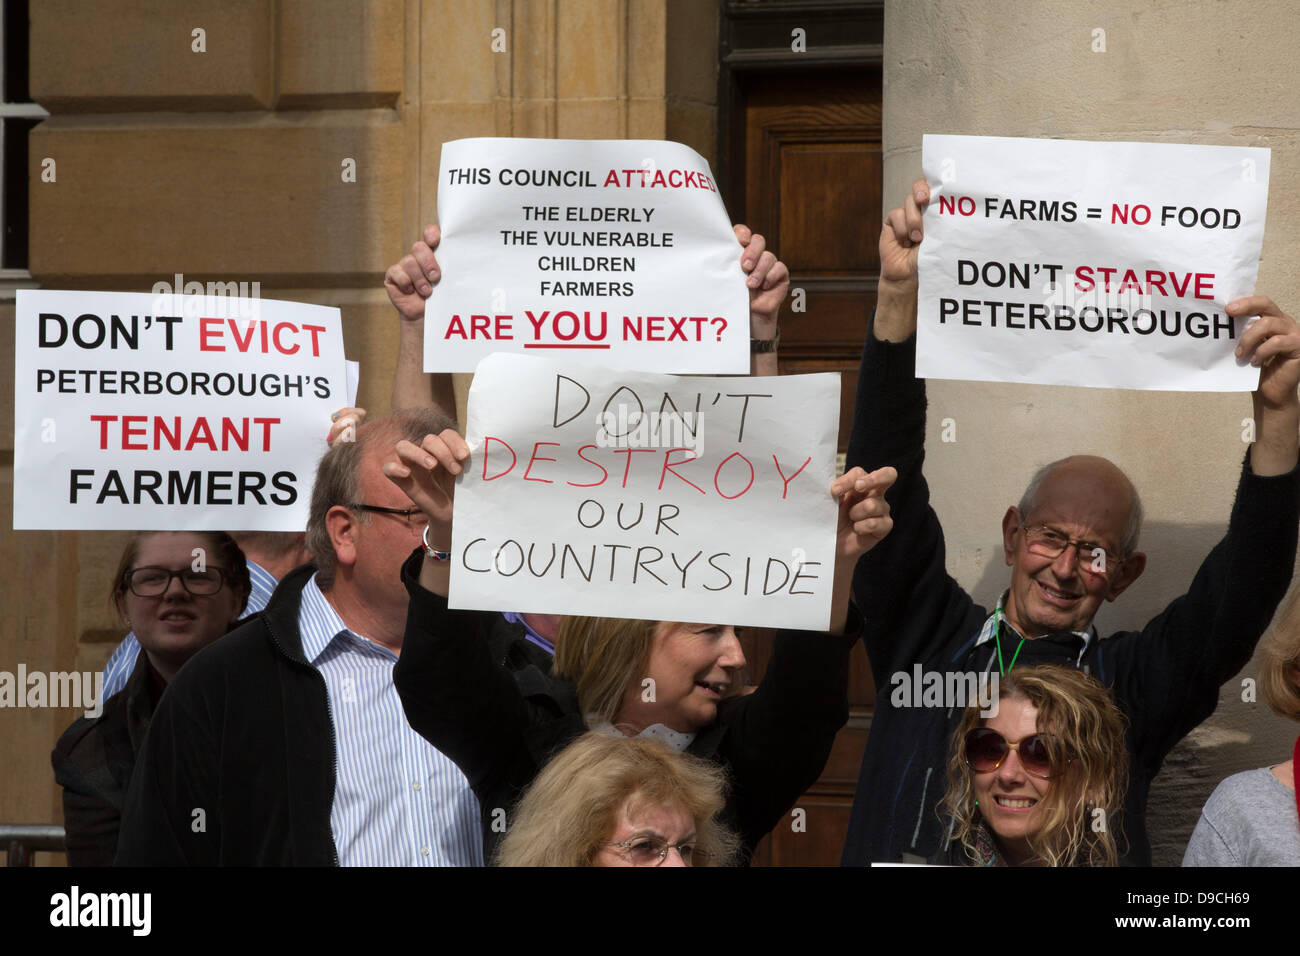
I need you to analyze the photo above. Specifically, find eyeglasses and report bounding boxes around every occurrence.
[1019,523,1122,578]
[604,836,699,866]
[124,566,227,597]
[349,503,429,528]
[965,727,1067,779]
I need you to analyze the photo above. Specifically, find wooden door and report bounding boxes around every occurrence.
[726,65,882,866]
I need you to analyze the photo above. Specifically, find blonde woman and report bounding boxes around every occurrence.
[936,664,1128,866]
[497,731,739,866]
[1184,582,1300,866]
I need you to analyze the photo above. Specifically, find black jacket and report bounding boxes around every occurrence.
[52,653,157,866]
[394,549,863,864]
[840,325,1300,866]
[115,563,551,865]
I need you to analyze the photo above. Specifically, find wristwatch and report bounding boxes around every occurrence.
[750,326,780,353]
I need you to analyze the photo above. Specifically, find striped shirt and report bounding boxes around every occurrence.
[298,574,483,866]
[100,560,279,698]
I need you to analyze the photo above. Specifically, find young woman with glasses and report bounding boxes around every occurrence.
[935,664,1128,866]
[53,531,250,865]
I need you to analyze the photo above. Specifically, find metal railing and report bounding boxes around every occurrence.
[1,825,66,865]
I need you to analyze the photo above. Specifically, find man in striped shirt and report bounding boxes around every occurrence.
[118,409,490,865]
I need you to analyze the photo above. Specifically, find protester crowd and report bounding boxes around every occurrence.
[50,179,1300,867]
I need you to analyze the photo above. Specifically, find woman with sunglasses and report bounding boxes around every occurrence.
[936,664,1128,866]
[497,731,739,866]
[52,531,250,865]
[386,427,894,863]
[1183,582,1300,865]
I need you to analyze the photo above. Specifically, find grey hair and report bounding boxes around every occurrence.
[306,407,455,588]
[1017,458,1144,557]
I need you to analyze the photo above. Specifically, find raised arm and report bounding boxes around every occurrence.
[384,428,546,804]
[734,224,789,376]
[846,179,975,676]
[1232,294,1300,477]
[873,180,929,343]
[385,225,458,420]
[1109,296,1300,752]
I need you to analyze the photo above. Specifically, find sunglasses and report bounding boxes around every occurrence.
[964,727,1065,779]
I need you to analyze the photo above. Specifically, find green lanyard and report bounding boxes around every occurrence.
[993,606,1025,676]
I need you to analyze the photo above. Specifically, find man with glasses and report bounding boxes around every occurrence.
[842,179,1300,866]
[118,410,536,865]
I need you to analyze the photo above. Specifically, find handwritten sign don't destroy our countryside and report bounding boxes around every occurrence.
[427,138,751,374]
[13,290,348,530]
[448,355,841,630]
[917,135,1271,391]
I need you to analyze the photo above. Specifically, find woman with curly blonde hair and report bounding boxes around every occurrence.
[497,731,740,867]
[936,664,1128,866]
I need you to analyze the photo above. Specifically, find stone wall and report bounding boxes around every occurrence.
[1,0,717,861]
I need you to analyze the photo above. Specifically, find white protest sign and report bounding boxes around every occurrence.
[14,290,348,530]
[427,138,750,373]
[917,135,1270,391]
[449,355,841,630]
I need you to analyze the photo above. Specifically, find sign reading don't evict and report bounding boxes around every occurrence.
[448,355,841,631]
[917,135,1271,391]
[14,290,348,530]
[427,138,750,374]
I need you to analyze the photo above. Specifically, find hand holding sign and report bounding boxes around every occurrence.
[327,406,367,445]
[1232,296,1300,409]
[875,179,931,343]
[915,135,1272,391]
[733,224,789,340]
[391,221,786,341]
[384,428,468,529]
[1228,295,1300,478]
[881,179,930,284]
[386,225,443,320]
[828,464,897,635]
[834,465,897,557]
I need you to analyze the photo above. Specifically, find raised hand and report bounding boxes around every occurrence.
[832,465,898,563]
[879,179,930,287]
[381,428,469,534]
[873,179,930,343]
[734,224,790,340]
[326,406,367,445]
[1231,295,1300,410]
[385,224,442,322]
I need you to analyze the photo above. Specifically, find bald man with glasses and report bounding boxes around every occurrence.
[842,179,1300,866]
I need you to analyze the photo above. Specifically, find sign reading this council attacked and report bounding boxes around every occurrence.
[917,135,1271,391]
[13,290,348,530]
[448,354,841,631]
[427,138,751,374]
